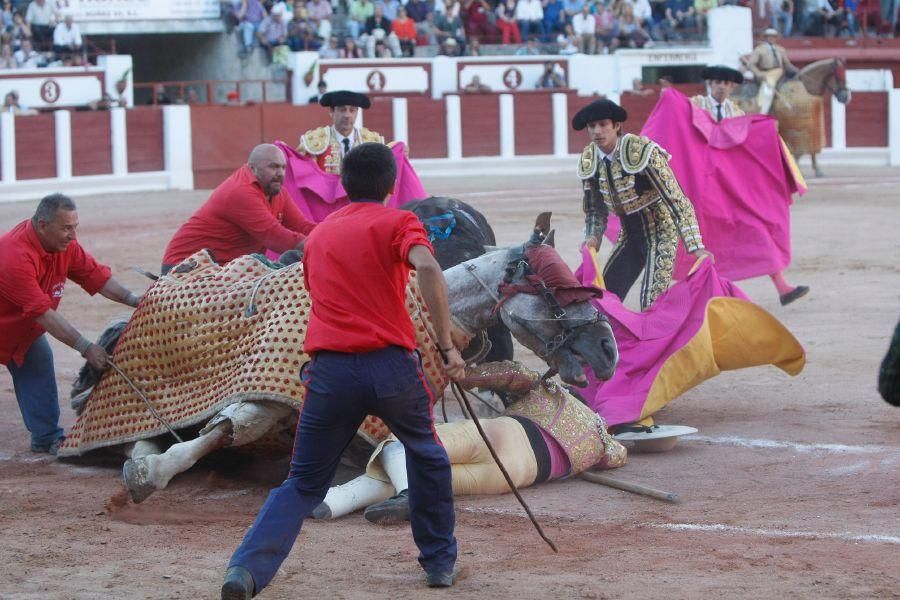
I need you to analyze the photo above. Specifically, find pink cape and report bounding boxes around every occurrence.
[605,89,806,281]
[575,248,749,426]
[274,141,427,223]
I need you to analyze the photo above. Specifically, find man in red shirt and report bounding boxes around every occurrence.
[161,144,315,273]
[221,143,466,599]
[0,194,143,454]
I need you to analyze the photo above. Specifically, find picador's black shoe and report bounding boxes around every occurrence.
[780,285,810,306]
[221,566,254,600]
[426,566,461,588]
[363,489,410,525]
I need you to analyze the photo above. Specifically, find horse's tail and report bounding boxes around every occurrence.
[70,317,129,415]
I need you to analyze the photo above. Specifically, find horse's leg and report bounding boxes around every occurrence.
[811,153,824,177]
[122,401,293,503]
[123,439,164,460]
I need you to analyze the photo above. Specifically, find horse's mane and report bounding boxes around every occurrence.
[798,58,841,96]
[401,196,498,270]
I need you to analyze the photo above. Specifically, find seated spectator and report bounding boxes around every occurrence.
[463,75,492,93]
[377,0,401,20]
[769,0,794,36]
[149,84,174,105]
[617,5,652,46]
[319,34,341,57]
[434,7,467,47]
[348,0,375,39]
[562,0,585,21]
[52,14,81,59]
[2,1,13,32]
[307,0,333,39]
[361,5,402,56]
[516,0,545,40]
[631,0,655,30]
[182,87,201,104]
[515,35,541,54]
[433,0,448,14]
[235,0,267,57]
[466,35,482,55]
[625,76,655,95]
[10,12,32,51]
[804,0,839,35]
[340,35,365,57]
[257,4,289,61]
[286,11,321,51]
[439,35,462,55]
[536,61,566,87]
[0,42,15,69]
[392,6,418,55]
[271,0,295,19]
[658,0,696,40]
[841,0,858,35]
[572,4,596,53]
[543,0,567,38]
[407,0,430,26]
[595,4,619,52]
[462,0,495,38]
[25,0,55,48]
[418,11,441,44]
[14,38,44,68]
[496,0,523,44]
[693,0,716,35]
[3,90,35,114]
[556,24,579,54]
[309,80,327,104]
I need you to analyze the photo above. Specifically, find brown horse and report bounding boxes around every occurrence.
[737,58,851,177]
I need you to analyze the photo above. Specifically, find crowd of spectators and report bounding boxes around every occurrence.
[228,0,898,62]
[1,0,88,70]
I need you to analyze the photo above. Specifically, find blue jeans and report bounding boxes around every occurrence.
[228,346,457,592]
[771,9,793,36]
[238,20,261,52]
[6,335,65,450]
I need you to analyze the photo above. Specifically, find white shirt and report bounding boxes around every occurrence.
[53,22,82,47]
[629,0,653,22]
[14,49,43,69]
[333,127,357,157]
[26,1,56,26]
[572,12,596,36]
[515,0,544,20]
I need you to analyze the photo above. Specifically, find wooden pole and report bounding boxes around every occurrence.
[579,471,678,503]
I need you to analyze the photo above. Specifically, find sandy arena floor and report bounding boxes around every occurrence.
[0,166,898,599]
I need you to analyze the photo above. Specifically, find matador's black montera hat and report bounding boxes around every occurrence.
[571,98,628,131]
[319,90,371,109]
[700,65,744,84]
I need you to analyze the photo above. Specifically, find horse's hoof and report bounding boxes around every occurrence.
[123,458,158,504]
[363,489,409,525]
[311,502,332,520]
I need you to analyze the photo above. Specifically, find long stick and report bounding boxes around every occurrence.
[452,382,559,553]
[579,471,678,503]
[109,361,184,443]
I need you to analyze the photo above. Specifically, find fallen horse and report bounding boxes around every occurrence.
[60,215,619,504]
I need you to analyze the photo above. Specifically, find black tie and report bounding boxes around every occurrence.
[768,42,779,66]
[342,138,350,155]
[716,104,723,122]
[604,156,614,186]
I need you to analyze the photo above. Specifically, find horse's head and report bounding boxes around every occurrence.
[800,58,850,104]
[447,213,618,387]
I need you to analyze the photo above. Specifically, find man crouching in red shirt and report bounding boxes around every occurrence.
[221,143,467,599]
[0,194,144,454]
[161,143,315,273]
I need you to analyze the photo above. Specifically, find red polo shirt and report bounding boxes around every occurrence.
[163,165,315,266]
[303,202,433,354]
[0,220,112,366]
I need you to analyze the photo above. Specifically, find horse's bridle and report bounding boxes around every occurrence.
[463,250,606,361]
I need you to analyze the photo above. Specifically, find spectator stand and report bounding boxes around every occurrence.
[134,79,289,106]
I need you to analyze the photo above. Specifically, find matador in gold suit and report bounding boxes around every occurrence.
[575,98,710,310]
[296,90,387,175]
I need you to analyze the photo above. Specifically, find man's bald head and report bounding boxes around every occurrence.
[247,144,287,197]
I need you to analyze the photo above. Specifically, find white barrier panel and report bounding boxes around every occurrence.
[0,68,105,110]
[54,110,72,180]
[1,112,14,184]
[890,89,900,166]
[320,60,431,95]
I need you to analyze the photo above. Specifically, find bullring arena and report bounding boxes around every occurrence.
[1,165,898,598]
[2,2,900,598]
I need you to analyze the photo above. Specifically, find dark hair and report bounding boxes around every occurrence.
[32,193,76,225]
[341,143,397,202]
